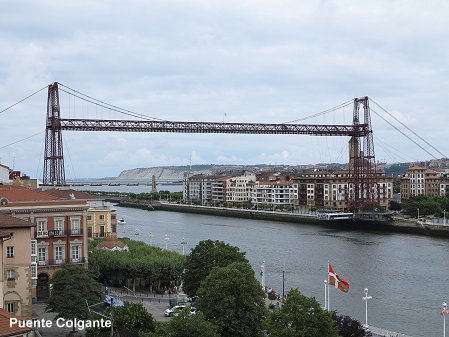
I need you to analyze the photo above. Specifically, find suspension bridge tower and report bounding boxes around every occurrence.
[43,82,66,185]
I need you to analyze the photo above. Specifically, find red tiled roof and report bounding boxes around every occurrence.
[425,169,440,174]
[409,166,426,170]
[97,235,128,250]
[0,308,32,336]
[0,214,35,229]
[41,188,100,200]
[0,185,59,202]
[0,185,88,208]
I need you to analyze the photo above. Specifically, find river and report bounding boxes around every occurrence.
[111,204,449,337]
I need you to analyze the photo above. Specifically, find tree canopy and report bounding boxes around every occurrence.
[86,302,156,337]
[403,195,449,217]
[332,311,372,337]
[152,308,219,337]
[183,239,247,297]
[264,288,340,337]
[89,238,185,291]
[113,302,156,337]
[46,264,104,322]
[196,261,267,337]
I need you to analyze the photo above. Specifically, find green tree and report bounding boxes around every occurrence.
[152,308,219,337]
[183,239,247,297]
[86,302,156,337]
[264,288,340,337]
[113,302,156,337]
[332,311,372,337]
[46,265,103,330]
[404,196,441,217]
[196,261,267,337]
[89,238,184,292]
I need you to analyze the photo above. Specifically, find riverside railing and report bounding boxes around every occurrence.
[369,326,414,337]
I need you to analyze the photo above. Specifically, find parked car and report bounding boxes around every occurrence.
[164,304,197,317]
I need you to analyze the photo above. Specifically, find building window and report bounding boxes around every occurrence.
[99,215,105,220]
[37,219,48,237]
[71,218,80,235]
[31,240,37,256]
[37,220,47,231]
[7,269,15,280]
[6,246,14,258]
[6,303,14,313]
[31,262,37,279]
[55,246,64,263]
[38,247,47,264]
[55,219,64,231]
[71,245,80,262]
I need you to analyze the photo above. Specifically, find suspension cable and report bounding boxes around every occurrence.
[370,107,438,159]
[283,99,354,124]
[58,83,168,122]
[0,131,44,150]
[0,85,49,115]
[370,98,446,158]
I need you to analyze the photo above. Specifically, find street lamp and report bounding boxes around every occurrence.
[181,237,187,256]
[444,210,446,225]
[164,234,169,250]
[443,302,447,337]
[362,288,372,328]
[324,280,328,310]
[260,261,265,291]
[417,208,420,220]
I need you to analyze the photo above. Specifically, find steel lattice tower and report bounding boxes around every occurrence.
[348,97,378,212]
[43,82,66,185]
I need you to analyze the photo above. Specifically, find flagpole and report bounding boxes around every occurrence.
[324,280,327,310]
[327,261,330,311]
[443,302,447,337]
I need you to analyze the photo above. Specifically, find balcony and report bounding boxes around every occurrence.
[69,228,83,236]
[36,231,49,238]
[36,257,87,267]
[92,232,113,238]
[68,257,86,264]
[48,230,66,237]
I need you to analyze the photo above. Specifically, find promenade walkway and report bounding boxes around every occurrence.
[369,326,414,337]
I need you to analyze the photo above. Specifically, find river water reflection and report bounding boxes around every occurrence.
[115,205,449,337]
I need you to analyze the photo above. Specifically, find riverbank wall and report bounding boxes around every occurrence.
[112,200,449,238]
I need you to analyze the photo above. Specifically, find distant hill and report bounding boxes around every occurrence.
[116,159,449,181]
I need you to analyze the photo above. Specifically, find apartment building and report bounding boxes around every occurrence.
[184,171,256,204]
[0,214,34,318]
[400,166,449,200]
[251,181,298,206]
[292,170,393,211]
[0,185,89,300]
[183,174,218,203]
[184,174,229,203]
[226,171,256,203]
[43,189,117,238]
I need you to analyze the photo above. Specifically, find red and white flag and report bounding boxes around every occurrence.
[440,309,449,316]
[328,264,350,293]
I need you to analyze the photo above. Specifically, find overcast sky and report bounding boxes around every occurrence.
[0,0,448,178]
